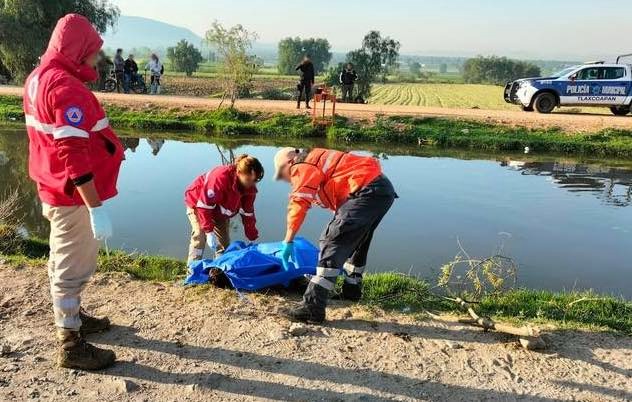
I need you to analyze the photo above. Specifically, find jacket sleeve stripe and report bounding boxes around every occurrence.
[52,126,89,139]
[239,208,254,217]
[196,200,216,210]
[91,117,109,132]
[291,191,315,200]
[25,114,54,133]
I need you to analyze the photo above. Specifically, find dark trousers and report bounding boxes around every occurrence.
[341,84,354,102]
[115,71,125,93]
[297,82,312,106]
[306,175,396,297]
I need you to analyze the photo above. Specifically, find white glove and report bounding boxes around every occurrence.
[206,232,217,253]
[88,205,113,241]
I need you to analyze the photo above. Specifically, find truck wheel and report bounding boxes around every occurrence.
[521,105,534,112]
[610,106,630,116]
[533,92,556,113]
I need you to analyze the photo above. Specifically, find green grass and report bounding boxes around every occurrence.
[370,83,507,109]
[370,83,608,114]
[3,94,632,157]
[2,236,630,334]
[327,115,632,158]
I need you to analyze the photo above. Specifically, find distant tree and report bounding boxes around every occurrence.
[0,0,119,81]
[408,61,422,78]
[346,31,400,99]
[167,40,203,76]
[277,37,331,75]
[204,21,259,108]
[439,63,448,74]
[463,56,541,85]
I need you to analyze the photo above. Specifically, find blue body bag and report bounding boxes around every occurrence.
[184,237,318,291]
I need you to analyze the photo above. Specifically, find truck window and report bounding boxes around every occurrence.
[600,67,626,80]
[576,68,599,80]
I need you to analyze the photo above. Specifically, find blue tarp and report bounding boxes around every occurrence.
[184,237,318,291]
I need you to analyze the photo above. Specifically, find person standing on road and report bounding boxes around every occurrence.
[295,55,315,109]
[23,13,125,370]
[123,54,139,93]
[113,48,125,93]
[145,53,163,95]
[339,63,358,103]
[184,155,264,264]
[273,148,397,323]
[96,50,113,91]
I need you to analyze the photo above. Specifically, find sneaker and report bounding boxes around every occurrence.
[79,308,111,335]
[56,330,115,370]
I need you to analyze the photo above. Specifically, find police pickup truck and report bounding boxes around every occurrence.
[504,55,632,115]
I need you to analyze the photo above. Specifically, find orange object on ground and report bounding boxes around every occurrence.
[286,148,382,233]
[311,86,336,126]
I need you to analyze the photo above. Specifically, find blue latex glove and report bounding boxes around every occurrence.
[280,241,294,271]
[88,205,113,241]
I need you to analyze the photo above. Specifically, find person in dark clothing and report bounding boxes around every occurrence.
[113,48,125,93]
[339,63,358,103]
[96,50,113,91]
[123,54,139,93]
[295,55,315,109]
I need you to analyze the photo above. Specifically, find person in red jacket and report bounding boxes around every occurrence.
[184,155,264,263]
[23,14,124,370]
[274,148,397,323]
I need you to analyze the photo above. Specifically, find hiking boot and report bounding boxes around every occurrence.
[79,308,111,335]
[56,329,116,370]
[342,274,363,302]
[285,302,326,324]
[285,281,329,324]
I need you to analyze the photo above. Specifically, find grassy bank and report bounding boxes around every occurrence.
[1,236,630,334]
[3,95,632,157]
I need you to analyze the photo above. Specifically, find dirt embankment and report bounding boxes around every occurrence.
[3,85,632,133]
[1,264,631,401]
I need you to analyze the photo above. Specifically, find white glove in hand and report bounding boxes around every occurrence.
[206,232,217,253]
[88,205,113,240]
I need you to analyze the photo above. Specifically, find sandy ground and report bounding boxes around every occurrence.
[3,85,632,133]
[1,264,631,402]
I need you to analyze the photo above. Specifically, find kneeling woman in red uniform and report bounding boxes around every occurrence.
[184,155,264,263]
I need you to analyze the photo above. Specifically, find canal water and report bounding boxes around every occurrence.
[1,129,631,297]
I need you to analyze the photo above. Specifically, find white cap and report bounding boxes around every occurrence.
[273,147,300,180]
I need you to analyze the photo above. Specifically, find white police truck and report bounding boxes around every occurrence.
[504,54,632,115]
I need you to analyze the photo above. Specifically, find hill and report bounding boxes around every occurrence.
[102,15,204,52]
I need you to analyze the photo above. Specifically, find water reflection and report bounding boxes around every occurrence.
[2,130,632,296]
[502,159,632,207]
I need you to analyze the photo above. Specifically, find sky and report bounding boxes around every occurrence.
[110,0,632,60]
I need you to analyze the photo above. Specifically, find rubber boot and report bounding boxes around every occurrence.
[56,329,116,370]
[342,274,363,302]
[296,100,301,109]
[286,281,328,324]
[79,308,111,335]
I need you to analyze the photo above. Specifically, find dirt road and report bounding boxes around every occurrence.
[3,85,632,133]
[1,264,630,401]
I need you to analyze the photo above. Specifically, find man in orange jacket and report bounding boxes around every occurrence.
[274,148,397,323]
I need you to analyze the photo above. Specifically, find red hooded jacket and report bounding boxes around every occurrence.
[23,14,124,206]
[184,165,259,240]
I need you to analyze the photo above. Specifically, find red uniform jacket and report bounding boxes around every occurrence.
[23,14,124,207]
[184,165,259,240]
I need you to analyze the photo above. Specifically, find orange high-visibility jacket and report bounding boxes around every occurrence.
[287,148,382,233]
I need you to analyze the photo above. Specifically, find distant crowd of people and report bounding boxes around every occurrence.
[95,48,163,94]
[295,54,360,108]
